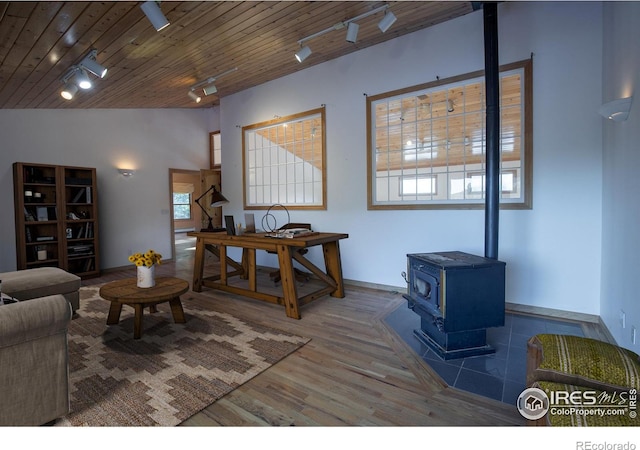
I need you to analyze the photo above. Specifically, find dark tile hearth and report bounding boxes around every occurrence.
[384,304,585,405]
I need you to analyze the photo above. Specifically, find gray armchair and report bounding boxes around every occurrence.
[0,294,71,426]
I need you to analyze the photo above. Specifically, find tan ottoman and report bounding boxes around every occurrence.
[0,267,81,311]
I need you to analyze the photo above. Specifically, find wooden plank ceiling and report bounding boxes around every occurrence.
[0,1,476,109]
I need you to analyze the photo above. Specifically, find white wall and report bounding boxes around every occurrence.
[0,108,215,272]
[0,3,609,318]
[600,2,640,350]
[220,2,604,314]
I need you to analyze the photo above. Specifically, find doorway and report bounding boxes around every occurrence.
[169,169,200,263]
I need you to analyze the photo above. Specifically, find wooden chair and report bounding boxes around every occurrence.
[268,223,312,284]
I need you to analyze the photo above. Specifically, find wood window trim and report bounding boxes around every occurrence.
[209,131,221,169]
[367,58,533,210]
[242,107,327,210]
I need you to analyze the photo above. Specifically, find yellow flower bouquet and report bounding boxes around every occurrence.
[128,249,162,288]
[128,249,162,268]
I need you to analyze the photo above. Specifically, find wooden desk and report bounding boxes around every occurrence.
[188,231,349,319]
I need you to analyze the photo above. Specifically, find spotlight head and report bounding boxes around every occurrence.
[81,57,107,78]
[378,10,397,33]
[295,45,312,63]
[188,90,202,103]
[74,68,92,90]
[61,83,78,100]
[203,83,217,96]
[346,22,359,43]
[140,1,170,31]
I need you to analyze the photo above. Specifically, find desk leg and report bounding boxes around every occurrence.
[133,304,144,339]
[247,248,257,291]
[219,244,228,285]
[323,241,345,298]
[277,244,301,319]
[192,237,205,292]
[169,297,186,323]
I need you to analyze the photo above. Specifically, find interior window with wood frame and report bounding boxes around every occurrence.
[367,59,532,210]
[243,107,326,209]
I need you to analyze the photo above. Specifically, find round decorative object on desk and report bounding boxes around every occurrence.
[137,265,155,288]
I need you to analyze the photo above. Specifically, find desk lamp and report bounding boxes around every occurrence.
[195,185,228,232]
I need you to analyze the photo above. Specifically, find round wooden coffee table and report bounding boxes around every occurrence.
[99,277,189,339]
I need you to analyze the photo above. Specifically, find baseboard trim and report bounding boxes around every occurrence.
[505,302,600,324]
[344,278,406,294]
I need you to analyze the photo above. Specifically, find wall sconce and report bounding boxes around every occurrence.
[598,96,633,122]
[118,169,135,177]
[195,185,229,231]
[140,1,170,31]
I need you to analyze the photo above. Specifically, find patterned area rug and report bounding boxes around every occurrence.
[57,285,310,426]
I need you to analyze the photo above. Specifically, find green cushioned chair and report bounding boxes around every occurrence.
[526,334,640,427]
[527,334,640,392]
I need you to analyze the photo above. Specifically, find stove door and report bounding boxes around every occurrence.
[409,267,441,315]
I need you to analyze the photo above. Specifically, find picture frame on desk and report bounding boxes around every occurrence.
[224,215,235,235]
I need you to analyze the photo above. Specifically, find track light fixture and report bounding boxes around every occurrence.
[294,4,395,62]
[378,10,397,33]
[346,22,359,43]
[188,67,238,103]
[74,68,92,90]
[59,49,107,100]
[295,45,312,63]
[80,51,108,78]
[60,83,78,100]
[188,90,201,103]
[202,83,217,96]
[140,1,170,31]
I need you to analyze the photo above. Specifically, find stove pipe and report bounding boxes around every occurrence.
[483,2,500,260]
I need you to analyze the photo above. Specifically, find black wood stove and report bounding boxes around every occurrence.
[403,251,506,360]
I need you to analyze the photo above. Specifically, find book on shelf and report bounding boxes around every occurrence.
[70,186,91,203]
[71,188,84,203]
[36,206,48,221]
[24,207,36,222]
[68,244,93,256]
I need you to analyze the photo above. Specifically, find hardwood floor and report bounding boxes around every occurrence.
[84,234,527,426]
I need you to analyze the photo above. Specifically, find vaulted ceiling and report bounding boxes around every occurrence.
[0,1,478,109]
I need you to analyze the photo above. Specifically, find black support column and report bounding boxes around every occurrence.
[483,2,500,260]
